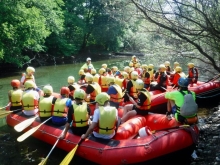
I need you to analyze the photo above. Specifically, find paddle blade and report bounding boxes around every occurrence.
[0,111,12,118]
[60,145,79,165]
[38,157,48,165]
[17,124,41,142]
[14,116,37,132]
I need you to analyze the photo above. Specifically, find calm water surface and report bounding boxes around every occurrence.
[0,57,212,165]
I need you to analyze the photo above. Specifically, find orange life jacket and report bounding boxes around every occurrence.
[109,85,123,103]
[129,80,138,98]
[188,68,198,79]
[138,89,151,110]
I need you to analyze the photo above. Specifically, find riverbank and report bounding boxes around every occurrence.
[190,106,220,165]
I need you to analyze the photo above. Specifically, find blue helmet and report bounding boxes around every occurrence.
[178,77,189,87]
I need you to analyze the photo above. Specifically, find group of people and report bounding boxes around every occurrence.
[7,56,198,141]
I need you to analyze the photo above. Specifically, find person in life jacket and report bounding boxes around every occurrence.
[52,87,72,126]
[101,63,108,71]
[39,85,57,120]
[123,71,139,103]
[112,66,120,77]
[78,69,86,85]
[148,64,155,81]
[85,74,101,104]
[80,57,94,73]
[141,64,150,89]
[81,92,118,140]
[67,76,80,100]
[21,80,39,116]
[124,66,131,78]
[170,66,186,87]
[8,79,23,112]
[169,61,180,82]
[187,62,199,86]
[60,89,91,139]
[98,68,109,92]
[121,79,151,123]
[164,61,171,75]
[165,77,198,124]
[107,76,123,109]
[20,66,35,87]
[115,71,128,91]
[150,64,168,92]
[134,63,142,76]
[91,69,99,83]
[130,55,140,67]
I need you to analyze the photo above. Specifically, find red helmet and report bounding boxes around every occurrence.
[60,87,70,95]
[11,79,20,87]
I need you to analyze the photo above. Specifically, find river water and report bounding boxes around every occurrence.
[0,57,212,165]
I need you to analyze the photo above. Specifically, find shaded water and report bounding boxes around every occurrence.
[0,57,213,165]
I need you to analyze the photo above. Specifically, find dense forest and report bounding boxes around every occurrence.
[0,0,220,74]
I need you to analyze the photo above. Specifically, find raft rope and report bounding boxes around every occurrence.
[196,92,220,98]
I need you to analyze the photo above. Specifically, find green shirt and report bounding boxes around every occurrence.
[165,90,196,107]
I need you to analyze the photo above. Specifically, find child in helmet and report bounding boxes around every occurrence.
[21,81,39,116]
[60,89,91,138]
[187,63,199,86]
[39,85,57,120]
[123,71,139,103]
[81,92,118,140]
[121,79,151,123]
[80,57,94,73]
[52,87,72,126]
[67,76,80,100]
[165,77,198,124]
[107,77,123,109]
[8,79,23,112]
[20,66,36,87]
[150,64,168,92]
[78,69,86,85]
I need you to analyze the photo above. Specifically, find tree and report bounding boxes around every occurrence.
[0,0,64,67]
[130,0,220,73]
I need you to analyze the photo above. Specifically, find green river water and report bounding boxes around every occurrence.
[0,57,211,165]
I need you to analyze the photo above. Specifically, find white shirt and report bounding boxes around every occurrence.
[92,106,118,139]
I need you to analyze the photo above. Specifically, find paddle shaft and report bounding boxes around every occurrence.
[17,117,52,142]
[205,74,220,83]
[151,125,190,134]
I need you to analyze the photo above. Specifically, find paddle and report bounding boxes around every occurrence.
[17,117,52,142]
[0,105,10,110]
[60,138,83,165]
[14,116,38,132]
[151,125,190,134]
[0,111,13,118]
[0,108,22,118]
[38,129,66,165]
[205,74,220,83]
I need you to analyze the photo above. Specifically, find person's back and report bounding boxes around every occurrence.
[165,77,198,124]
[81,92,118,140]
[22,81,39,116]
[39,85,56,119]
[8,79,23,111]
[52,87,71,126]
[187,62,198,86]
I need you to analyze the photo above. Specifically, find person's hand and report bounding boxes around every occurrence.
[59,133,65,139]
[129,96,134,102]
[192,78,195,82]
[81,134,86,139]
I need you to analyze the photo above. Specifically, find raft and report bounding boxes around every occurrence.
[6,112,199,165]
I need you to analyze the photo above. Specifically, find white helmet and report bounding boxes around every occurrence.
[26,66,35,74]
[135,79,144,90]
[67,76,75,84]
[131,71,138,80]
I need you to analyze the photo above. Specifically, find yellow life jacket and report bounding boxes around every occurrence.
[109,85,123,103]
[99,75,108,89]
[89,82,101,100]
[22,91,39,110]
[138,89,151,110]
[148,69,154,81]
[93,74,99,83]
[23,75,34,84]
[72,103,89,127]
[115,77,124,88]
[39,96,53,117]
[94,106,117,135]
[130,80,138,98]
[10,89,23,106]
[53,98,68,117]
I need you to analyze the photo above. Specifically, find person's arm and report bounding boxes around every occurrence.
[60,106,73,139]
[81,122,98,139]
[59,122,70,139]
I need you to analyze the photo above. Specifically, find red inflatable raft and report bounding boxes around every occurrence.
[6,112,199,165]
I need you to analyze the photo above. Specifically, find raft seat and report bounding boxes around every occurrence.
[114,115,147,140]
